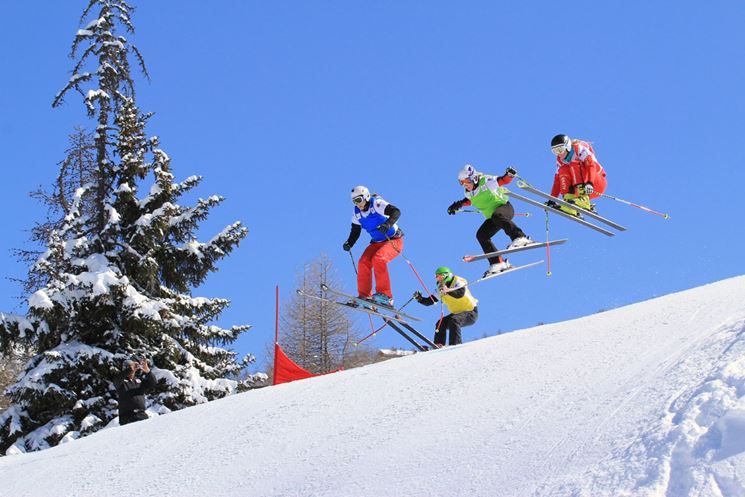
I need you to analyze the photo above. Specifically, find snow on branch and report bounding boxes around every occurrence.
[29,291,54,310]
[0,406,28,438]
[175,175,202,196]
[134,201,179,228]
[5,415,76,454]
[52,71,93,108]
[205,222,249,256]
[122,285,167,321]
[166,196,223,232]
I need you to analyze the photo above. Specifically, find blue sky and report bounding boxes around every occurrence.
[1,1,743,371]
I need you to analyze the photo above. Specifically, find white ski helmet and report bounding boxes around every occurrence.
[457,164,479,184]
[350,185,371,205]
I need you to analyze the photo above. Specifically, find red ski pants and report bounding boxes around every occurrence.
[357,237,403,299]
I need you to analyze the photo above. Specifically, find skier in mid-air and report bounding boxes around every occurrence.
[414,266,478,347]
[447,164,531,277]
[548,134,608,215]
[342,185,403,307]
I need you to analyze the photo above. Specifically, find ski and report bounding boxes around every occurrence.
[516,181,627,231]
[508,191,615,237]
[394,319,438,349]
[384,319,430,352]
[443,260,545,292]
[296,289,414,325]
[296,289,431,351]
[319,283,422,322]
[463,239,568,263]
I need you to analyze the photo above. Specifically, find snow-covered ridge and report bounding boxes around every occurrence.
[0,276,744,497]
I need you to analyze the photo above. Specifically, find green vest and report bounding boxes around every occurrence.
[466,175,509,218]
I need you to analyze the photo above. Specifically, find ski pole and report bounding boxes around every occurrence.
[382,231,444,339]
[355,294,417,346]
[383,233,436,299]
[397,295,415,312]
[435,300,445,339]
[348,250,358,275]
[356,315,387,346]
[544,210,552,277]
[599,193,670,219]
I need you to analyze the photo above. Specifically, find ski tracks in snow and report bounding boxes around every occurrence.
[569,316,745,497]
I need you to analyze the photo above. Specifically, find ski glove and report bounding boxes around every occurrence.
[574,183,585,196]
[505,166,517,178]
[545,199,560,209]
[413,291,437,306]
[376,222,392,235]
[342,241,352,251]
[447,200,465,215]
[584,182,594,195]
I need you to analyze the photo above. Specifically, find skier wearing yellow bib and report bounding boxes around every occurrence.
[414,267,478,346]
[447,164,532,277]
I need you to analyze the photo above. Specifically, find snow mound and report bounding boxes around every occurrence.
[0,276,744,497]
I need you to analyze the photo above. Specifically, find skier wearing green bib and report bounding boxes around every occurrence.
[413,266,478,346]
[447,164,531,277]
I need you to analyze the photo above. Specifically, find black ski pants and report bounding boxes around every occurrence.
[435,307,478,346]
[476,202,525,265]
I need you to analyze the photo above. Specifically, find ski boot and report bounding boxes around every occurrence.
[370,292,394,308]
[483,260,512,278]
[346,295,372,309]
[560,194,592,218]
[507,236,533,250]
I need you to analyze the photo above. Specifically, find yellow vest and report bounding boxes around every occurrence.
[440,276,478,314]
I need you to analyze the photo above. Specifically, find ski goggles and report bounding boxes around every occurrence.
[352,195,366,205]
[551,144,568,155]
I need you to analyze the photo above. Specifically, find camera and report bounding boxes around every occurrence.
[129,355,145,371]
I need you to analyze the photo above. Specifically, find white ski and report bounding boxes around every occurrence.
[463,239,568,263]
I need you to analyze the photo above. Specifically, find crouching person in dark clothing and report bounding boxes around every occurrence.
[114,357,156,426]
[413,266,479,346]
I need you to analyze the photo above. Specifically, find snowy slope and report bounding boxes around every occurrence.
[0,276,744,497]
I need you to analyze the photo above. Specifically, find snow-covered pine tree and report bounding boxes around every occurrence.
[0,0,257,455]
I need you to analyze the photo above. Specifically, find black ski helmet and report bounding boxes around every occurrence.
[550,134,572,155]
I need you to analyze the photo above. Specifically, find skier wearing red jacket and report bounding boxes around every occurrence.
[549,134,607,214]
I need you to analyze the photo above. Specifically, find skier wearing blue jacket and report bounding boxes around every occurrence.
[342,185,403,307]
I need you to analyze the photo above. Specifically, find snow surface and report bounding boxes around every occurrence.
[1,276,744,497]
